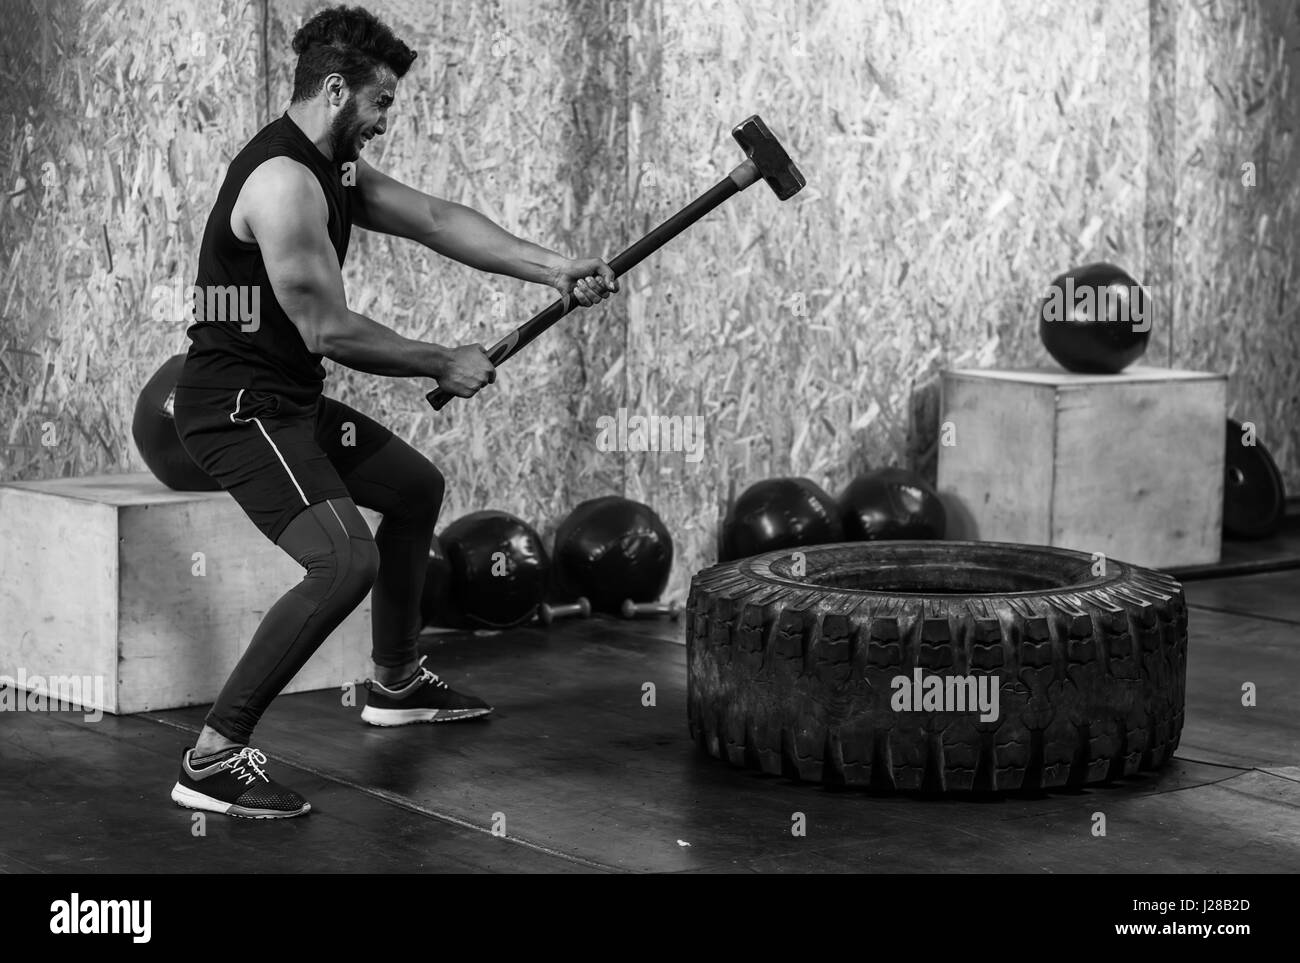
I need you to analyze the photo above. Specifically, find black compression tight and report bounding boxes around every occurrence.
[204,439,444,744]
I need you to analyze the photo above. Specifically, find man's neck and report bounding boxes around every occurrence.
[285,103,333,161]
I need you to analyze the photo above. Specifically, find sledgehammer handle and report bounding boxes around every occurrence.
[426,161,759,411]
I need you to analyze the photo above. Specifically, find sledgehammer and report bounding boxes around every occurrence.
[426,115,805,411]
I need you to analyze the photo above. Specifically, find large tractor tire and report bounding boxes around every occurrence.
[685,541,1188,792]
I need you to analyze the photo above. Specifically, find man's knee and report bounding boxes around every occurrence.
[423,462,445,515]
[398,458,444,522]
[344,536,381,595]
[278,500,378,601]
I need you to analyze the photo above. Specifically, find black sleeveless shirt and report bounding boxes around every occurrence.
[181,113,351,405]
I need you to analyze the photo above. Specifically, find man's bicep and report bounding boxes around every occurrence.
[354,159,439,240]
[246,165,348,350]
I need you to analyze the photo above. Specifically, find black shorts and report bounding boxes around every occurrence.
[172,385,395,542]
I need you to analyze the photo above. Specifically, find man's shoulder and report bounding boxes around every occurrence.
[230,117,317,181]
[243,155,323,201]
[235,156,328,238]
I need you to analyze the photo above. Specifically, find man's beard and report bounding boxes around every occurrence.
[328,97,363,163]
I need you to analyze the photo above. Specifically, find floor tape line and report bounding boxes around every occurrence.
[143,714,618,873]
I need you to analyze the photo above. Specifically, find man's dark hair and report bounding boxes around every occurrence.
[290,5,417,103]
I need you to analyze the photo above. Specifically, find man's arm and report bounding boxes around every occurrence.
[243,158,493,396]
[353,159,617,304]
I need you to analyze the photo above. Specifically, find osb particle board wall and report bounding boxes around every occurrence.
[0,0,1294,605]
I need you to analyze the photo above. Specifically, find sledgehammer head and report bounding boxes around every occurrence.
[732,115,805,201]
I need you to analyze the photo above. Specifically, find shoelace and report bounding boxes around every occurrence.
[223,747,270,786]
[365,658,449,693]
[414,667,448,691]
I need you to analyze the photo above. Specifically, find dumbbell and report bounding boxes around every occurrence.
[620,599,682,621]
[538,597,592,626]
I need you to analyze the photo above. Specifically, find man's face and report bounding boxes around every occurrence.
[327,68,397,163]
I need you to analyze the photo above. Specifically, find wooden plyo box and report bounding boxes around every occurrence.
[936,366,1226,569]
[0,473,376,714]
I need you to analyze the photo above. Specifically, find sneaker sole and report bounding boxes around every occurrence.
[360,705,494,726]
[170,783,311,819]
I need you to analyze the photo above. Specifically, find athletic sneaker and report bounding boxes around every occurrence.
[360,656,493,726]
[170,746,311,819]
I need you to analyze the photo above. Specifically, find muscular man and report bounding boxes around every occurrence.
[169,5,617,818]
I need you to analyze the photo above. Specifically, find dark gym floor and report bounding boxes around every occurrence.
[2,524,1298,874]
